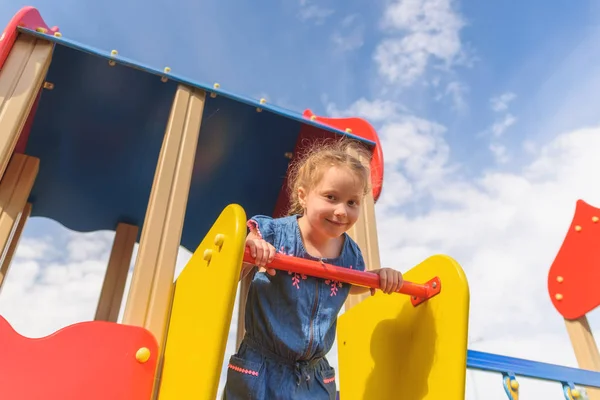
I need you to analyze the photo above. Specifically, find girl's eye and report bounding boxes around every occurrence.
[348,200,357,206]
[325,194,335,200]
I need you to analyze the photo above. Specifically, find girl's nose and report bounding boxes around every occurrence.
[334,205,347,216]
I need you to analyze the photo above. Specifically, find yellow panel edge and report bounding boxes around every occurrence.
[337,254,470,400]
[157,204,247,400]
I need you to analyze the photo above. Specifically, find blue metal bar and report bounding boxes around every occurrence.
[468,349,600,388]
[336,350,598,399]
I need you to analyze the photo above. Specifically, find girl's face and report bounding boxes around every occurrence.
[298,165,364,239]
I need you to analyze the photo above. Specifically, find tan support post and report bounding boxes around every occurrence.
[0,202,31,292]
[344,148,382,310]
[564,316,600,399]
[0,35,53,181]
[0,152,38,257]
[236,273,252,347]
[122,85,205,350]
[94,223,139,322]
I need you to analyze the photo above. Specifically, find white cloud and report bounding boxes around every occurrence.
[331,14,365,52]
[2,111,600,400]
[327,97,408,122]
[374,0,467,86]
[490,92,517,112]
[298,0,334,25]
[0,232,113,337]
[332,98,455,207]
[489,142,509,164]
[326,94,600,397]
[2,2,599,400]
[490,113,517,137]
[0,228,194,336]
[438,80,469,111]
[479,93,518,163]
[14,236,60,260]
[466,331,594,400]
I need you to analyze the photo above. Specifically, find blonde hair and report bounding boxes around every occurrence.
[287,137,372,215]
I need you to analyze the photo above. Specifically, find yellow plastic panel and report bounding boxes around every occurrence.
[158,204,247,399]
[337,255,470,400]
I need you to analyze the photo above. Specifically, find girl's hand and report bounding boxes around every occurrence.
[246,237,277,276]
[371,268,403,295]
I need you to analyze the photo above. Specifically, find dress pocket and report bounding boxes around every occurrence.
[224,354,264,399]
[316,366,337,399]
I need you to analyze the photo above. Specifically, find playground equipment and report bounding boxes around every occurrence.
[547,199,600,399]
[0,6,599,400]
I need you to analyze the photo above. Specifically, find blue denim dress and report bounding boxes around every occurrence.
[223,214,366,399]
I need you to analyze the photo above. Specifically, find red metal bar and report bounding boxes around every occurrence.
[243,248,440,302]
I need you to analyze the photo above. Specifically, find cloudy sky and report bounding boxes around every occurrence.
[2,0,600,398]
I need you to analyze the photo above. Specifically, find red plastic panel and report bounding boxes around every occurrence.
[0,7,58,155]
[548,200,600,319]
[0,6,59,70]
[302,109,384,201]
[0,315,158,400]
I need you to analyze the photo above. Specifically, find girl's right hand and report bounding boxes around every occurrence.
[246,237,277,275]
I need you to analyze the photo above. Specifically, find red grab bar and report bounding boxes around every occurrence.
[243,249,441,306]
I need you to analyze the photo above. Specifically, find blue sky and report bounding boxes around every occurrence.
[1,0,597,175]
[3,1,600,399]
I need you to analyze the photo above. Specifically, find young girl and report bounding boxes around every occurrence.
[224,138,403,399]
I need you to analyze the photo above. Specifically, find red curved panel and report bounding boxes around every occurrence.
[302,109,384,201]
[548,199,600,319]
[0,315,158,400]
[1,7,59,155]
[272,110,385,218]
[0,6,59,70]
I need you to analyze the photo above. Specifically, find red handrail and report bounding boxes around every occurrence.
[242,248,440,302]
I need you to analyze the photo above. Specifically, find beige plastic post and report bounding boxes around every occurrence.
[0,153,38,263]
[0,35,53,181]
[95,222,139,322]
[0,202,31,292]
[236,273,252,347]
[122,85,205,349]
[564,316,600,399]
[344,147,382,310]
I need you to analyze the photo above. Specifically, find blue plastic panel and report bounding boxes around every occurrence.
[20,29,374,252]
[468,349,600,388]
[20,28,376,147]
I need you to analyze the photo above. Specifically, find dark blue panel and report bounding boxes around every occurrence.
[20,28,376,146]
[25,43,300,252]
[24,30,375,252]
[26,44,177,234]
[22,28,376,252]
[467,349,600,388]
[180,87,305,251]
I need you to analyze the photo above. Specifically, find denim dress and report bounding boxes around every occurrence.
[223,214,366,400]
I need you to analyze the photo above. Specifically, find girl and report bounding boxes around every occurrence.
[224,138,403,399]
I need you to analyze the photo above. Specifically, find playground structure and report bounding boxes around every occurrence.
[0,6,599,399]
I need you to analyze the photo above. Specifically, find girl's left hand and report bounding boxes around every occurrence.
[370,268,403,295]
